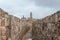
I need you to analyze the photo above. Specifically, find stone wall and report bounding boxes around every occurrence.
[11,16,20,40]
[0,9,32,40]
[0,9,10,40]
[32,11,60,40]
[0,8,60,40]
[0,9,21,40]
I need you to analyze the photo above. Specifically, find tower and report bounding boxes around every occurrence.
[30,12,32,19]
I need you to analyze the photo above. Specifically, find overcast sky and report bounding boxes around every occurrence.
[0,0,60,19]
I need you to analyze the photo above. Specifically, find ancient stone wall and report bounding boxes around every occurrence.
[32,22,58,40]
[11,16,20,40]
[0,9,10,40]
[0,8,60,40]
[0,9,32,40]
[32,11,60,40]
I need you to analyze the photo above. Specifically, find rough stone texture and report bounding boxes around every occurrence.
[0,8,10,40]
[0,8,32,40]
[11,16,20,40]
[32,11,60,40]
[0,8,60,40]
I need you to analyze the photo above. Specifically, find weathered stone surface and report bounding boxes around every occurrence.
[0,8,60,40]
[32,11,60,40]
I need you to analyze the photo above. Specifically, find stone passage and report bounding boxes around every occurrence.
[0,8,60,40]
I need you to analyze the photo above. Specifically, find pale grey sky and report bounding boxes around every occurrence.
[0,0,60,19]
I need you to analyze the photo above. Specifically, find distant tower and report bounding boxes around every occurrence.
[30,12,32,19]
[23,15,25,19]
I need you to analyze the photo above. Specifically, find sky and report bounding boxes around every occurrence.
[0,0,60,19]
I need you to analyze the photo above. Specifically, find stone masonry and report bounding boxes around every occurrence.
[32,11,60,40]
[0,8,60,40]
[0,8,32,40]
